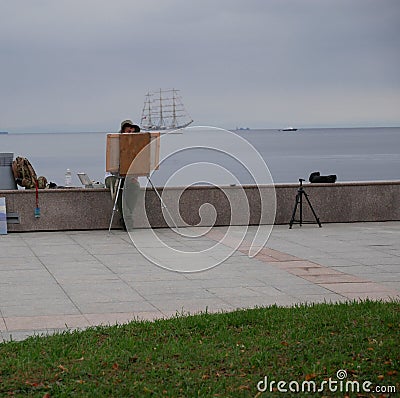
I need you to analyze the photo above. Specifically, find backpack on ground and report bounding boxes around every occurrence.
[11,156,47,189]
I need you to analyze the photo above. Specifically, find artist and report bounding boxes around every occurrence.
[106,119,141,230]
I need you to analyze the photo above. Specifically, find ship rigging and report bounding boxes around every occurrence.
[140,89,193,131]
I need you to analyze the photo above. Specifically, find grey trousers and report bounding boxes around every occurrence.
[106,175,140,229]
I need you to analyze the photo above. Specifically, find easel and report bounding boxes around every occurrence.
[107,175,124,231]
[107,175,178,232]
[145,175,179,231]
[106,132,178,232]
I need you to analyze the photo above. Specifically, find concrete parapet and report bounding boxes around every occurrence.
[1,180,399,232]
[1,188,119,232]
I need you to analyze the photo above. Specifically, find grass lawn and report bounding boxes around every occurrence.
[0,300,399,397]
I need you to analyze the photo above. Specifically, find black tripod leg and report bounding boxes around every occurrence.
[299,191,303,226]
[303,192,322,227]
[289,193,300,229]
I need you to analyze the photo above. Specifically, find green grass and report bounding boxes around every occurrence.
[0,300,399,397]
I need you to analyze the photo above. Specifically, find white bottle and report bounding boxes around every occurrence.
[65,169,72,187]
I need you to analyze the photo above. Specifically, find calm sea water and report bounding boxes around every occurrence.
[1,127,399,187]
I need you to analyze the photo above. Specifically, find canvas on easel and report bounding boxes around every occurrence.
[106,132,160,176]
[0,197,7,235]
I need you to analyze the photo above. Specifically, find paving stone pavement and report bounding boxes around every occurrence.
[0,222,399,342]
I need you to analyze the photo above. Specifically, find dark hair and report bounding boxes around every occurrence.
[122,123,140,133]
[121,124,131,133]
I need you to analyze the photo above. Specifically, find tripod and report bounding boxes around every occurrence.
[289,179,322,229]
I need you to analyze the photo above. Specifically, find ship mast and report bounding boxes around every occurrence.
[141,92,153,129]
[172,89,177,128]
[158,88,164,129]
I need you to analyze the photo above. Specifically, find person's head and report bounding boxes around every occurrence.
[120,119,141,133]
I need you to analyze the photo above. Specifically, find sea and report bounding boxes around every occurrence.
[1,127,399,188]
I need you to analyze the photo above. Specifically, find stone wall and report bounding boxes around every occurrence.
[1,180,399,232]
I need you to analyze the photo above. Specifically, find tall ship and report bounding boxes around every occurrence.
[140,89,193,131]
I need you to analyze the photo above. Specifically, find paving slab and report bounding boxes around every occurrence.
[0,221,399,342]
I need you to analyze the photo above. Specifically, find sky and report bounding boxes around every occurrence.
[1,0,399,133]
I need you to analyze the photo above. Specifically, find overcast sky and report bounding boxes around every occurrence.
[1,0,399,132]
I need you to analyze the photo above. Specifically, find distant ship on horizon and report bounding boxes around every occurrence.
[140,89,193,131]
[280,126,298,132]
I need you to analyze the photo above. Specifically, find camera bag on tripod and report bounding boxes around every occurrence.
[309,171,337,183]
